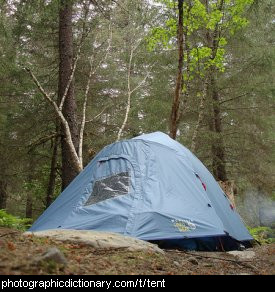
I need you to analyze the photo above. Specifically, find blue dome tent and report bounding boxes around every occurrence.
[29,132,252,250]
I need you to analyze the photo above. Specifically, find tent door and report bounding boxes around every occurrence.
[96,154,142,236]
[91,154,142,235]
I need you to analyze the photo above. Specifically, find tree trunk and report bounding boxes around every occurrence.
[25,193,33,219]
[58,0,79,190]
[190,76,209,152]
[25,155,35,219]
[169,0,184,139]
[46,128,59,208]
[203,0,227,181]
[210,73,227,181]
[0,180,8,209]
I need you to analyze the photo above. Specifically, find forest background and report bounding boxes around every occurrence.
[0,0,274,230]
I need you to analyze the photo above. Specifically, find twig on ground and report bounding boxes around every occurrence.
[0,231,19,238]
[166,249,257,270]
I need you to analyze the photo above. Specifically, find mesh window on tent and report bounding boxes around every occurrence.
[84,172,130,206]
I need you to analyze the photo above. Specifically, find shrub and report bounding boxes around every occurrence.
[0,209,32,231]
[248,226,275,245]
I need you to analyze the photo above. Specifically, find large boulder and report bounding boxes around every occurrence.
[24,229,164,254]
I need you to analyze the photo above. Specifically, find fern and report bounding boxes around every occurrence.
[0,209,32,231]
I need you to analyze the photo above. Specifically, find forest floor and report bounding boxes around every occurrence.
[0,227,274,275]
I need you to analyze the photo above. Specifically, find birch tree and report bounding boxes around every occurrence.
[25,1,113,189]
[116,43,152,141]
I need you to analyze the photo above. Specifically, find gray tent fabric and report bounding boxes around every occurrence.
[29,132,252,244]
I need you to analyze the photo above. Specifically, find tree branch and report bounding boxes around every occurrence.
[28,133,59,152]
[85,105,111,123]
[219,92,249,105]
[25,68,82,173]
[130,70,151,94]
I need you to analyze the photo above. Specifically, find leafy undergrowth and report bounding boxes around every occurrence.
[0,227,274,275]
[248,226,275,245]
[0,210,32,231]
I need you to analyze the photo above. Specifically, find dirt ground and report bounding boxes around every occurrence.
[0,227,274,275]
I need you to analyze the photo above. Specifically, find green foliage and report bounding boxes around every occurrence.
[184,0,207,33]
[148,0,254,82]
[188,46,226,75]
[248,226,275,245]
[226,0,254,34]
[0,209,32,231]
[207,7,223,30]
[147,25,174,51]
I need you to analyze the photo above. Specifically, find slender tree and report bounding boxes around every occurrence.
[169,0,184,139]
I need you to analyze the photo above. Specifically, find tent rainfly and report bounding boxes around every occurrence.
[29,132,253,251]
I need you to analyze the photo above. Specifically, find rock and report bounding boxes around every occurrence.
[24,229,164,254]
[227,250,256,260]
[238,244,246,251]
[173,261,180,267]
[187,257,199,265]
[34,247,67,266]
